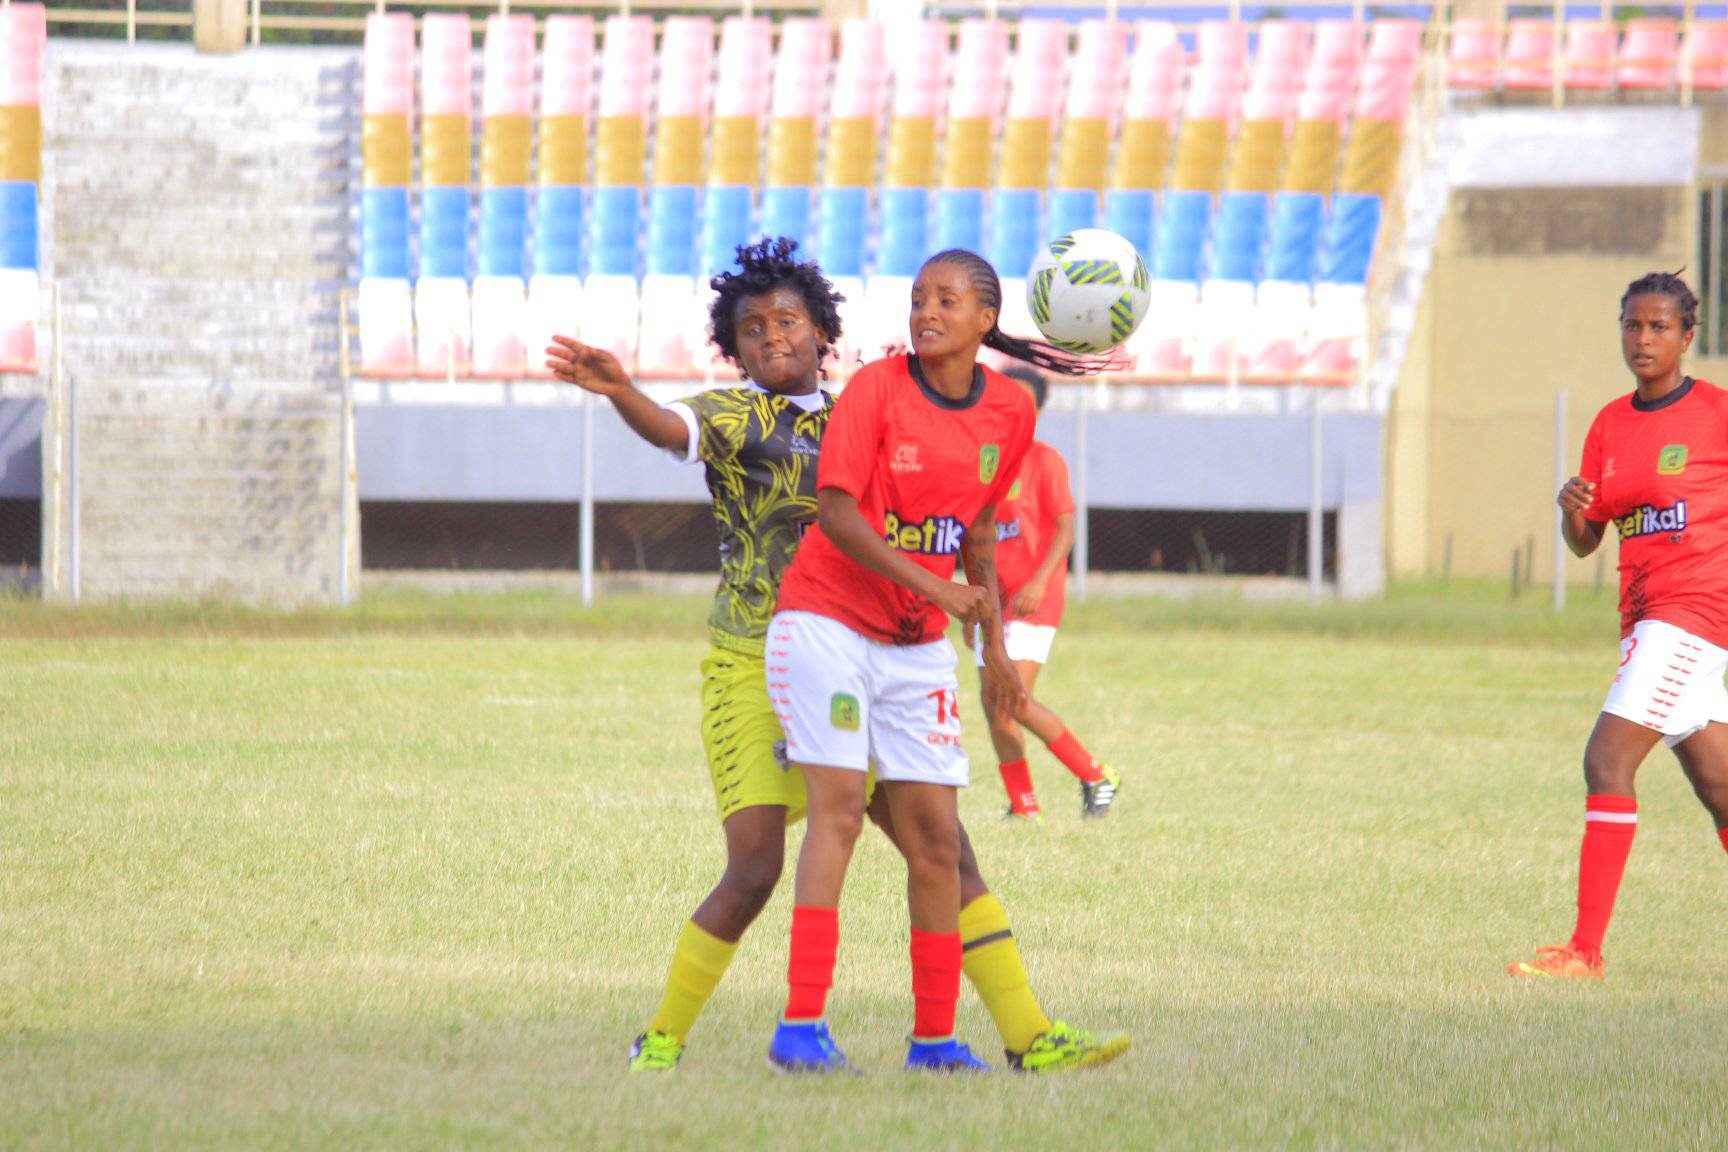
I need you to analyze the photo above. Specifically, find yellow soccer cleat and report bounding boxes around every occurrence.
[1507,944,1604,981]
[1006,1022,1131,1073]
[628,1030,685,1071]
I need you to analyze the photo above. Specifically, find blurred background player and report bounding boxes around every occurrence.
[972,364,1121,820]
[1510,272,1728,981]
[765,249,1115,1073]
[548,238,1125,1073]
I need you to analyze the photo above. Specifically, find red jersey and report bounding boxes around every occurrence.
[996,440,1075,628]
[776,355,1036,645]
[1579,378,1728,647]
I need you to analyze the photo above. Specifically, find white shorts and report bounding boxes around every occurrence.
[1601,619,1728,747]
[972,620,1059,667]
[766,610,968,787]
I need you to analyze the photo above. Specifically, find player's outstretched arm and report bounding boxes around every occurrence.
[962,506,1028,721]
[816,488,990,625]
[544,335,689,453]
[1557,476,1606,558]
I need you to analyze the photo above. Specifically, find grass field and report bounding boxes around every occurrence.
[3,581,1726,1149]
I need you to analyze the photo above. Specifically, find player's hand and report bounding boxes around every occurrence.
[932,582,992,629]
[1557,476,1597,515]
[981,643,1028,722]
[1013,580,1045,617]
[545,336,632,397]
[962,620,977,651]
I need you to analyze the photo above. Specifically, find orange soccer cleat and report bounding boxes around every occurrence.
[1507,944,1605,981]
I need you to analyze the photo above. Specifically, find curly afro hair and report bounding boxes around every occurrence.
[708,237,846,378]
[1620,270,1699,332]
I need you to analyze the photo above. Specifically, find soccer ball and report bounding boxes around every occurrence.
[1026,229,1151,354]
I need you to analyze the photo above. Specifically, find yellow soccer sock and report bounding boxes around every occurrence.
[960,893,1052,1054]
[647,920,739,1041]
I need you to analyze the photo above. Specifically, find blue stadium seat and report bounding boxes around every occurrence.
[477,186,529,279]
[534,186,585,278]
[1049,189,1100,240]
[1104,189,1155,269]
[1320,193,1383,285]
[988,189,1043,278]
[760,187,813,253]
[1209,191,1270,282]
[647,185,700,276]
[588,185,642,277]
[1265,192,1326,284]
[702,185,753,277]
[1152,190,1211,283]
[0,182,35,271]
[935,188,986,255]
[877,187,930,278]
[418,185,471,280]
[361,187,411,280]
[818,186,871,279]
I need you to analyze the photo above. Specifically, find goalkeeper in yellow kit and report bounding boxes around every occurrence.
[546,238,1128,1074]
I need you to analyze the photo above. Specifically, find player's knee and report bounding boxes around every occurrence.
[904,824,960,876]
[725,854,783,913]
[816,800,866,849]
[1582,748,1633,793]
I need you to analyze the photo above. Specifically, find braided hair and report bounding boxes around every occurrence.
[708,237,846,377]
[1620,270,1699,332]
[919,249,1113,377]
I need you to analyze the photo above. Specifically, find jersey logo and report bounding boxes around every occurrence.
[788,434,819,457]
[830,693,860,732]
[1658,444,1688,475]
[891,444,921,473]
[996,517,1022,543]
[1615,500,1687,541]
[980,444,1000,484]
[884,511,965,556]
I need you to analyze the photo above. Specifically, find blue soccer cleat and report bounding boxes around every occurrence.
[767,1019,859,1075]
[905,1036,991,1073]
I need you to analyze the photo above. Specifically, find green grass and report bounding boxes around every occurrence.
[3,582,1724,1149]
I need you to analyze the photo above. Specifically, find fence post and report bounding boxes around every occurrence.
[1308,391,1323,604]
[580,388,595,607]
[1553,388,1567,612]
[1074,380,1090,601]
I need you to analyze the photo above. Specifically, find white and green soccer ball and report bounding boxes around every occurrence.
[1026,228,1151,354]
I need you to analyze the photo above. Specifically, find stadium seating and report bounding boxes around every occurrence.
[1685,23,1728,89]
[416,13,472,374]
[1618,20,1678,91]
[358,12,413,376]
[472,14,535,377]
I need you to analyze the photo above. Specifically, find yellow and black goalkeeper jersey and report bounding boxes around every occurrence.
[670,385,833,654]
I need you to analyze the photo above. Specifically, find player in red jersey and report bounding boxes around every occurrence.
[973,366,1120,821]
[764,249,1117,1073]
[1510,273,1728,981]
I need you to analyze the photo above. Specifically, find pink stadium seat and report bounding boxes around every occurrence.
[1562,22,1616,90]
[1618,19,1677,90]
[541,17,595,118]
[1067,19,1129,120]
[1256,20,1310,69]
[1242,82,1297,123]
[0,0,46,108]
[1502,20,1557,91]
[1124,22,1184,121]
[1447,18,1501,89]
[1355,60,1417,120]
[884,20,942,120]
[772,18,830,120]
[1008,20,1069,120]
[361,12,413,118]
[1298,77,1354,123]
[656,17,715,120]
[1684,22,1728,90]
[949,18,1009,120]
[1367,20,1424,65]
[483,14,536,120]
[599,15,654,119]
[1186,69,1243,121]
[420,14,473,119]
[713,17,771,119]
[1310,20,1363,71]
[1197,20,1250,68]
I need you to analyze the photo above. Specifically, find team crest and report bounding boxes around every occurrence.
[979,444,1000,484]
[830,693,860,732]
[1658,445,1688,475]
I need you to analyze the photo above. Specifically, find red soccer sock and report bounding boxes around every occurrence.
[1047,729,1104,784]
[1569,794,1638,960]
[999,760,1039,813]
[785,905,839,1022]
[909,929,962,1040]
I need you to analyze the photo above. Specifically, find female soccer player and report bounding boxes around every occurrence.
[766,249,1111,1072]
[974,365,1121,821]
[547,239,1126,1072]
[1509,272,1728,981]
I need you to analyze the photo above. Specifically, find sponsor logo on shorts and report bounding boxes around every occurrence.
[1615,500,1687,541]
[980,444,1000,484]
[995,516,1022,543]
[884,511,965,556]
[830,693,860,731]
[1658,444,1688,475]
[773,739,791,771]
